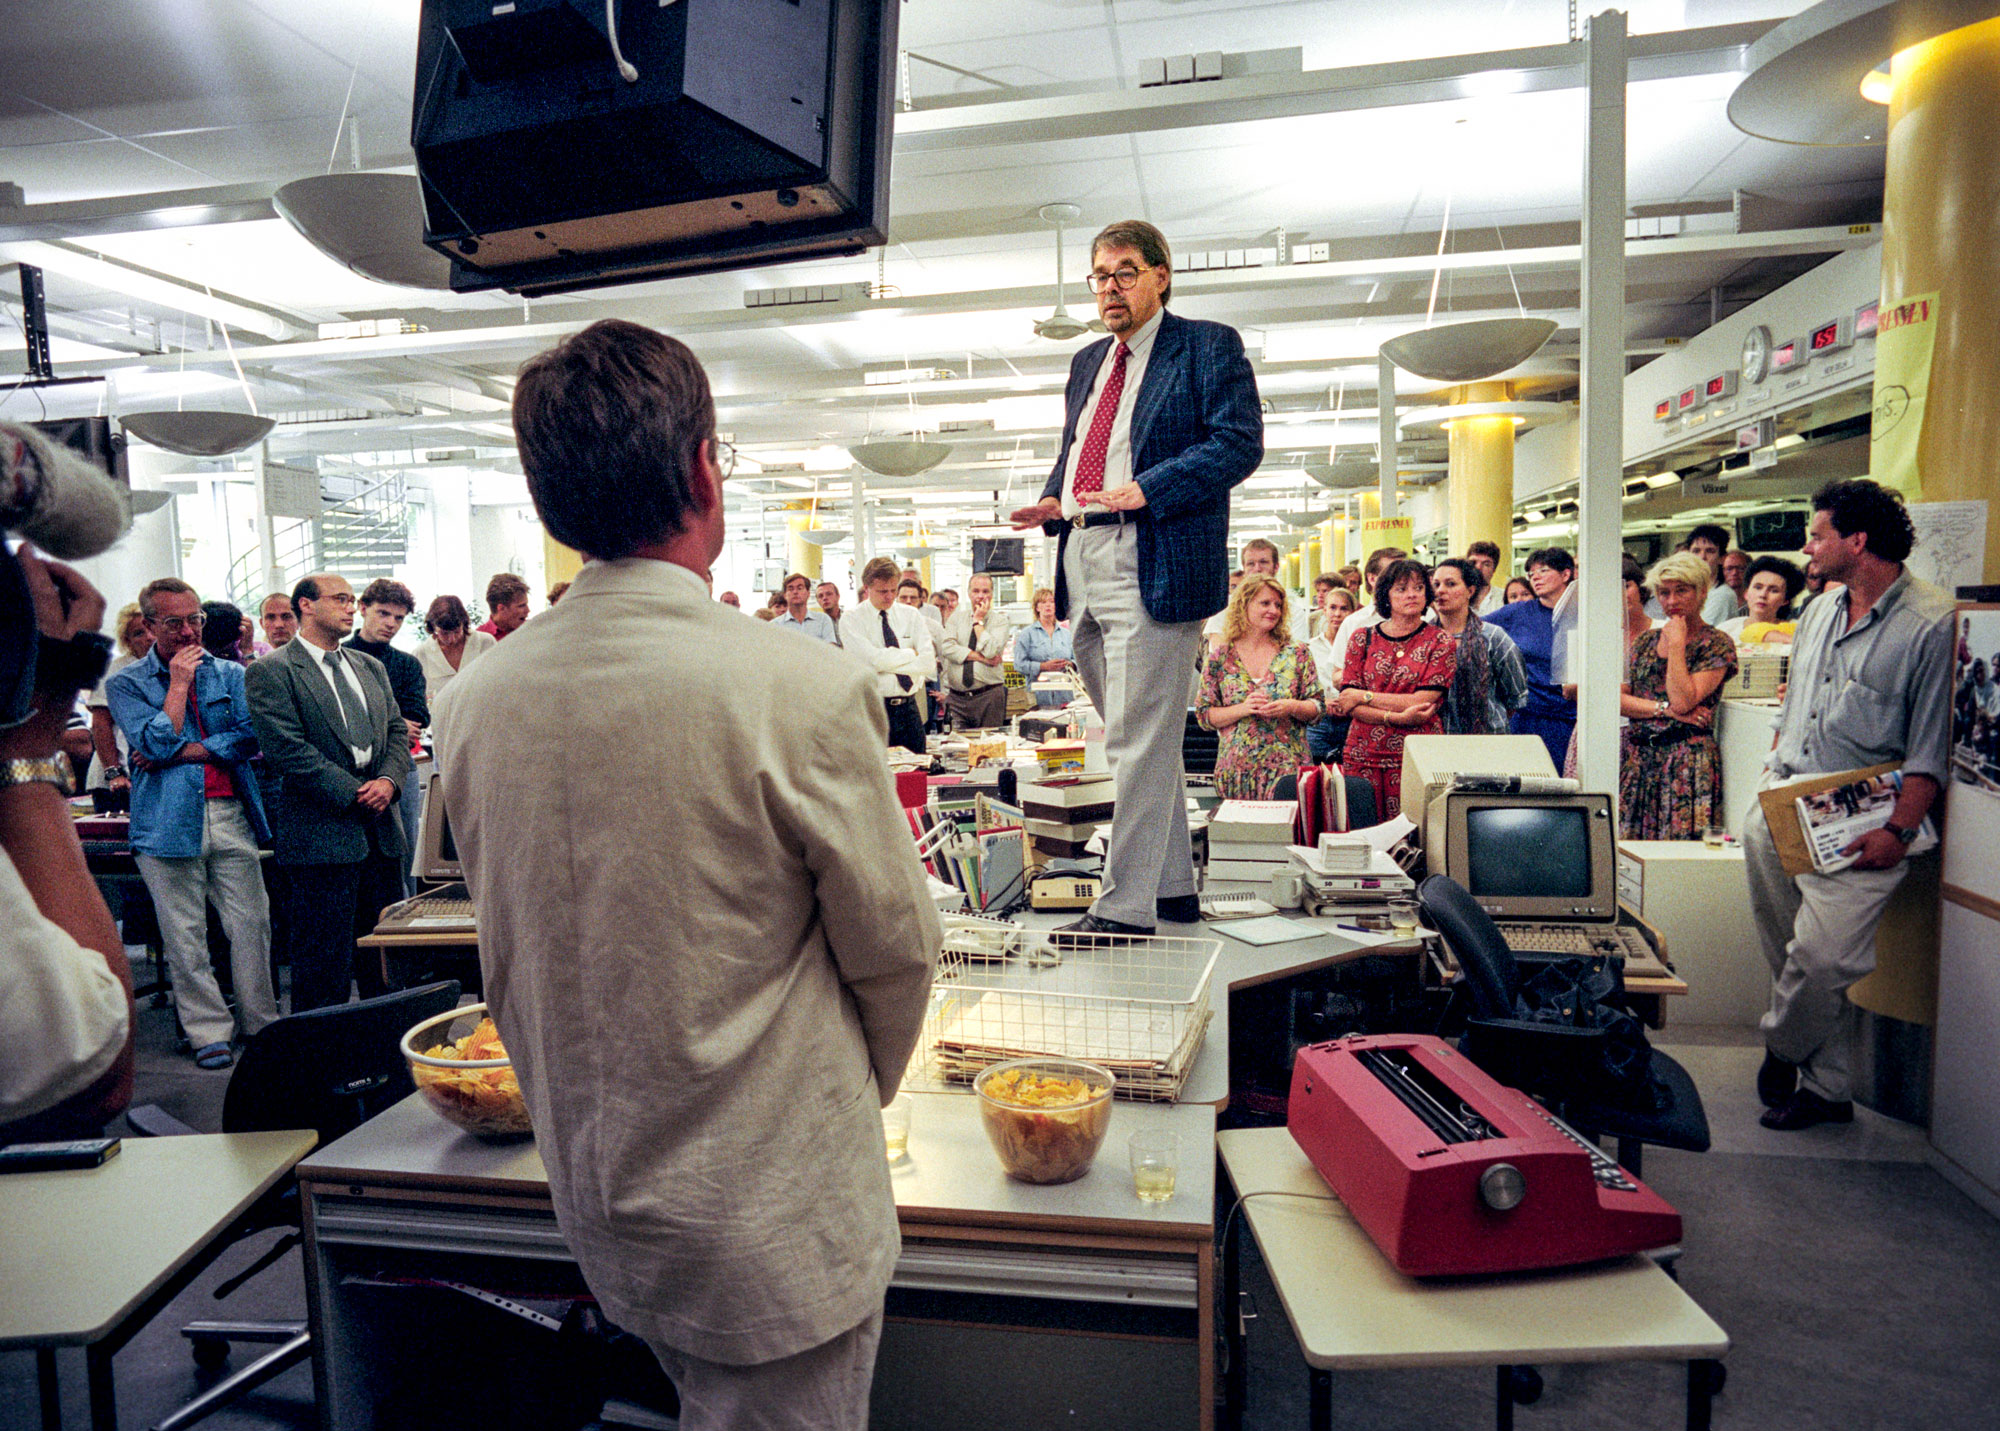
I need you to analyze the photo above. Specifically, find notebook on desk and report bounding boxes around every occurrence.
[375,883,477,936]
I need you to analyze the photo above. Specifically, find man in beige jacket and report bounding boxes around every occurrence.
[433,319,939,1430]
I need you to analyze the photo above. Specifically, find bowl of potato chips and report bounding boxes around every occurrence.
[973,1057,1116,1185]
[401,1002,532,1140]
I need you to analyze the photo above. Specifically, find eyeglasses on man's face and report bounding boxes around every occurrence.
[149,614,199,633]
[713,439,737,478]
[1085,264,1158,295]
[309,592,357,608]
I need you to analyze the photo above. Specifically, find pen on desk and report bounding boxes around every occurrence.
[1332,924,1371,935]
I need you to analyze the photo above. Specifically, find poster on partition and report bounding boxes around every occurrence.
[1946,606,2000,904]
[1358,517,1414,558]
[1907,500,1987,596]
[1869,291,1939,499]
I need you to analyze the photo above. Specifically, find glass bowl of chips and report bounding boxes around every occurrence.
[401,1002,532,1140]
[973,1057,1116,1185]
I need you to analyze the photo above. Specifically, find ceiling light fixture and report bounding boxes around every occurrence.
[272,173,456,291]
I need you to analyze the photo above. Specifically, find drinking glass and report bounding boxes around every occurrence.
[1129,1129,1180,1204]
[882,1094,912,1162]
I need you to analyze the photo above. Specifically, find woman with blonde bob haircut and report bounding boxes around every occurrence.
[1198,575,1325,799]
[1617,549,1737,839]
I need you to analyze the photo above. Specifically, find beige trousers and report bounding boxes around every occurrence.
[648,1309,884,1431]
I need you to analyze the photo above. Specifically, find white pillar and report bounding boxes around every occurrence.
[1377,352,1399,518]
[1576,9,1628,797]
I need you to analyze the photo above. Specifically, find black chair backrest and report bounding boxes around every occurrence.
[222,982,461,1141]
[1343,776,1377,830]
[1273,772,1299,801]
[1417,875,1518,1019]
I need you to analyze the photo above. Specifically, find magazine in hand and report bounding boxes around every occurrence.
[1793,769,1937,873]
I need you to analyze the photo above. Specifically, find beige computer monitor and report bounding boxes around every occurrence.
[1399,734,1558,832]
[413,766,462,883]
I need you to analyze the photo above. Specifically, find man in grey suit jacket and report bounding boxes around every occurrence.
[245,573,411,1012]
[435,319,937,1430]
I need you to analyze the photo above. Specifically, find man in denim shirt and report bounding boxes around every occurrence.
[105,578,278,1069]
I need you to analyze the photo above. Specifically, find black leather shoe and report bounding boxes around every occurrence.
[1156,894,1202,924]
[1050,913,1157,948]
[1759,1089,1855,1131]
[1757,1050,1799,1109]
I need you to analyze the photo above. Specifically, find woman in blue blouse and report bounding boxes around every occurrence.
[1012,587,1075,707]
[1483,546,1578,769]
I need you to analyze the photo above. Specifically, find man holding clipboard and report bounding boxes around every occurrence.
[1741,480,1955,1131]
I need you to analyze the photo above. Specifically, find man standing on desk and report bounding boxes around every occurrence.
[434,319,938,1431]
[1011,218,1262,938]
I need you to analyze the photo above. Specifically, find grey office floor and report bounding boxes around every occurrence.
[8,995,2000,1430]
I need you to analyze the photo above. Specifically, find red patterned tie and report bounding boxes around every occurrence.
[1071,343,1130,501]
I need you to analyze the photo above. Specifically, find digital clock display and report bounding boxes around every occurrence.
[1809,315,1852,353]
[1770,340,1800,372]
[1706,371,1738,401]
[1678,387,1702,413]
[1655,398,1674,421]
[1855,301,1879,337]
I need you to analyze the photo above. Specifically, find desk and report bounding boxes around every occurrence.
[1215,1127,1728,1431]
[299,1091,1217,1431]
[0,1129,316,1431]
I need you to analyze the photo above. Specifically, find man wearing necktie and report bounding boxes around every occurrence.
[839,556,932,754]
[1011,219,1263,938]
[246,572,412,1011]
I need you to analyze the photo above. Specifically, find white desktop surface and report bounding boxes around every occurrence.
[1217,1127,1730,1370]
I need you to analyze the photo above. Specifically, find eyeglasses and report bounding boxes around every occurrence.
[714,439,737,477]
[150,615,198,632]
[308,592,357,607]
[1085,264,1156,294]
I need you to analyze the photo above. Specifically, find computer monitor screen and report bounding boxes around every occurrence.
[972,536,1024,576]
[1432,792,1617,921]
[414,767,462,882]
[1465,805,1593,900]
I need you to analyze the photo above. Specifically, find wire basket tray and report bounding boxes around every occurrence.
[917,921,1220,1102]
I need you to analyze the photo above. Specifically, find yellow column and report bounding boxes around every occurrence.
[1321,517,1343,574]
[1881,16,2000,581]
[543,534,583,592]
[786,516,822,582]
[1446,381,1516,578]
[1302,532,1322,591]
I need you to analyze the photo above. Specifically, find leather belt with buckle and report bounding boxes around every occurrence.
[1071,509,1130,530]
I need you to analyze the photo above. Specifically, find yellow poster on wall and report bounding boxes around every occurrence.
[1869,291,1939,500]
[1358,517,1415,557]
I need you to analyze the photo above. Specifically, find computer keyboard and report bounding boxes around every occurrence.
[1495,922,1658,965]
[409,897,474,920]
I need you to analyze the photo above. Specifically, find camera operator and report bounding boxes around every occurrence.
[0,422,136,1141]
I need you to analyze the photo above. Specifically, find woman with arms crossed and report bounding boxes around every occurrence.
[1430,558,1527,735]
[1618,551,1737,840]
[1334,559,1456,818]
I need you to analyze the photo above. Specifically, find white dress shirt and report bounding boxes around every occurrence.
[1059,307,1164,517]
[840,600,933,697]
[303,639,374,766]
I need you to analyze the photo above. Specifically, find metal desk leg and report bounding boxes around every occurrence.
[1688,1358,1724,1431]
[36,1348,60,1431]
[1308,1368,1332,1431]
[86,1343,115,1431]
[1222,1197,1244,1431]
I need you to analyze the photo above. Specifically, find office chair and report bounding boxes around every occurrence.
[1417,875,1709,1176]
[126,981,462,1431]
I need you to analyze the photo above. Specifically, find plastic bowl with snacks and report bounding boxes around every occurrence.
[973,1057,1116,1185]
[400,1002,533,1140]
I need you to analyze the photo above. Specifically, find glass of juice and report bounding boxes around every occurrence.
[1129,1129,1180,1204]
[882,1094,913,1162]
[1387,895,1421,934]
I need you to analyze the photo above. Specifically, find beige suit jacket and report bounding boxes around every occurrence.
[433,557,939,1365]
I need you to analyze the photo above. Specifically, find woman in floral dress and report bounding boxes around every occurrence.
[1618,550,1737,840]
[1335,559,1457,819]
[1197,575,1325,800]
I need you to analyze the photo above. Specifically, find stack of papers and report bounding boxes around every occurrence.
[1310,833,1372,873]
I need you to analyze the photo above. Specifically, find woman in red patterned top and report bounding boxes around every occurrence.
[1334,559,1457,818]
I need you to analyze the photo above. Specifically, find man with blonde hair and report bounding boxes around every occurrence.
[842,555,932,753]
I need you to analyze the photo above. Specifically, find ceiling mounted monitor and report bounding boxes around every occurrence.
[413,0,898,296]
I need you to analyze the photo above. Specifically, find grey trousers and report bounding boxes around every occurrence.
[1063,522,1201,926]
[134,797,280,1050]
[1742,797,1909,1102]
[946,682,1008,730]
[400,763,424,895]
[649,1309,884,1431]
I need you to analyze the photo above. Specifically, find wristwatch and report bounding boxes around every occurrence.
[1655,697,1670,718]
[1885,823,1919,845]
[0,756,72,791]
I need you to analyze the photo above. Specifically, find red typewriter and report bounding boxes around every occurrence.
[1287,1033,1682,1277]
